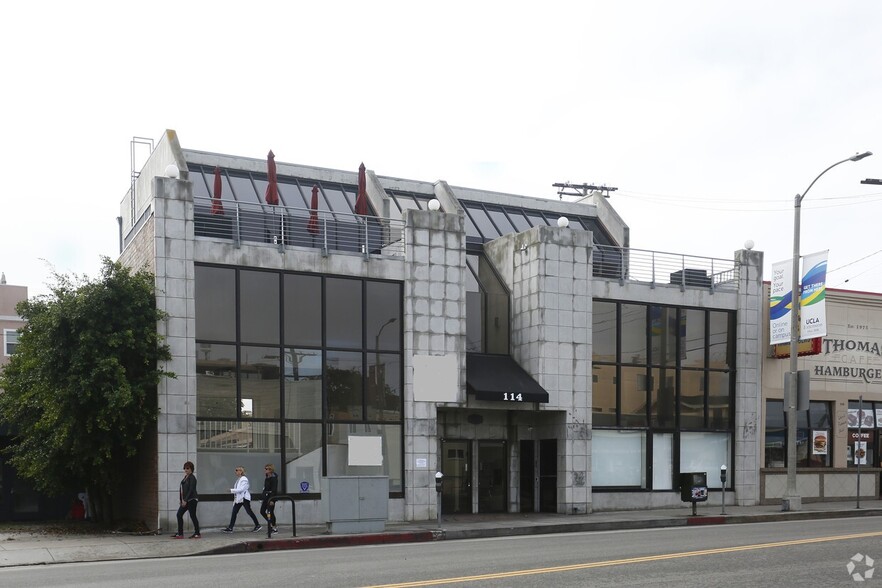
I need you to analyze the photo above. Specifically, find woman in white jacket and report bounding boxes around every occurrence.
[222,466,262,533]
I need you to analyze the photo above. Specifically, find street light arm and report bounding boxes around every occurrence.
[798,152,871,205]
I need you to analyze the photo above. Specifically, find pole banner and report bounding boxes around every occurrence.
[800,250,828,339]
[770,259,793,345]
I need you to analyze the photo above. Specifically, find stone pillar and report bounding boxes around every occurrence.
[152,175,197,531]
[403,208,466,520]
[734,247,764,505]
[487,225,592,514]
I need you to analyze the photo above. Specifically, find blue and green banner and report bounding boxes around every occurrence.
[769,259,793,345]
[800,250,828,339]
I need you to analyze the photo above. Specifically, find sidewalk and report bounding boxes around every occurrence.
[1,499,880,567]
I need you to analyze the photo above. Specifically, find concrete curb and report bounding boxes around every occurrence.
[199,507,882,555]
[200,530,442,556]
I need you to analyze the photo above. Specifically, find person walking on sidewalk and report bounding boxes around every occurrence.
[260,463,279,534]
[223,466,261,533]
[173,461,200,539]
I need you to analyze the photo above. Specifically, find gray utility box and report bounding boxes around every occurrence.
[322,476,389,533]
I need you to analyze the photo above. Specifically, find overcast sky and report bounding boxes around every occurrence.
[3,2,882,298]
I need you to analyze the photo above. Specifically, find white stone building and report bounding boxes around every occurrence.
[118,130,764,531]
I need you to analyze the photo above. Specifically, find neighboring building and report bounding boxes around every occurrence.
[118,130,764,531]
[0,273,25,370]
[0,275,68,521]
[761,286,882,502]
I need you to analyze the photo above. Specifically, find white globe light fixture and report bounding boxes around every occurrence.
[744,239,755,250]
[428,198,441,211]
[165,163,180,179]
[557,216,569,228]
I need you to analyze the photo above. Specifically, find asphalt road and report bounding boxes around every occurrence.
[3,517,881,587]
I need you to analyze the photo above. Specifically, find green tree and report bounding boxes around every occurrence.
[0,258,172,523]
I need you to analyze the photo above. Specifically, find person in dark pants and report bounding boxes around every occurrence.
[173,461,200,539]
[223,466,261,533]
[260,463,278,534]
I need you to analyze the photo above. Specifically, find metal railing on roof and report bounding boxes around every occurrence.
[193,197,406,257]
[592,245,738,291]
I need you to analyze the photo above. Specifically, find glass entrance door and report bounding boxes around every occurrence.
[519,440,535,512]
[441,440,471,514]
[478,441,506,513]
[538,439,557,512]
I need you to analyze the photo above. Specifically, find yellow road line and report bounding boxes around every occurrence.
[363,531,882,587]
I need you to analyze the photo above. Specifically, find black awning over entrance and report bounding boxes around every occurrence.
[466,353,549,403]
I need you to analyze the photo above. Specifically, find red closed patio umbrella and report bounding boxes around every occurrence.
[265,150,279,205]
[211,166,225,215]
[307,185,320,235]
[355,162,369,216]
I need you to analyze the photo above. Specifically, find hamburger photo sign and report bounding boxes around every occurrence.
[812,431,828,455]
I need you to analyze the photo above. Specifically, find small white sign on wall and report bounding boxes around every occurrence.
[348,436,383,466]
[415,458,428,468]
[413,354,458,402]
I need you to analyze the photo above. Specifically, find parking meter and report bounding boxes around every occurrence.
[435,472,444,528]
[720,465,727,484]
[720,465,728,515]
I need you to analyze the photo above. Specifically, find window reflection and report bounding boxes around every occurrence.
[326,278,362,348]
[240,346,280,419]
[196,343,237,418]
[240,270,280,345]
[367,353,401,421]
[195,266,235,342]
[326,351,363,420]
[285,349,322,420]
[284,274,321,347]
[195,265,403,496]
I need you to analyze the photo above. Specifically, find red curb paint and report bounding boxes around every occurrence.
[687,516,725,525]
[243,531,438,552]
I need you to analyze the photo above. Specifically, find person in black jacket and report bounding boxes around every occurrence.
[173,461,200,539]
[260,463,278,534]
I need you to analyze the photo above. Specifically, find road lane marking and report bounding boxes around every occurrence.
[363,530,882,587]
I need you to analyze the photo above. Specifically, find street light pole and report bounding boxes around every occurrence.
[783,151,872,512]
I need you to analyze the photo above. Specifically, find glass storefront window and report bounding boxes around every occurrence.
[620,365,648,427]
[681,309,705,369]
[680,432,730,489]
[708,311,730,369]
[326,423,403,492]
[620,304,647,365]
[592,300,734,432]
[650,367,676,429]
[591,364,617,427]
[240,345,280,419]
[708,371,730,429]
[650,306,677,366]
[592,430,646,487]
[679,369,705,429]
[284,274,322,347]
[366,282,401,352]
[197,420,281,493]
[196,343,237,418]
[366,353,402,421]
[764,400,831,468]
[196,266,404,498]
[240,270,280,345]
[195,266,235,342]
[285,422,324,494]
[847,400,874,467]
[652,433,674,490]
[592,302,617,361]
[326,351,363,420]
[326,278,362,349]
[284,348,322,420]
